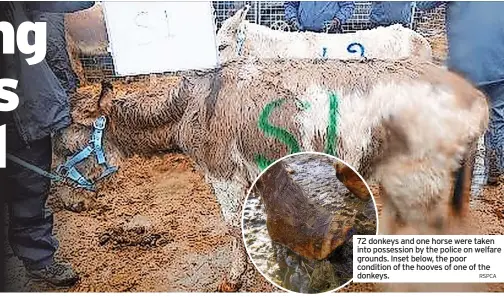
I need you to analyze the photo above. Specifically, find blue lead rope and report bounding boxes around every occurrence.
[6,116,118,192]
[6,153,64,182]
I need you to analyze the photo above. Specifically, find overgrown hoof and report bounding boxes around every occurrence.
[217,276,242,292]
[332,161,370,201]
[257,160,357,260]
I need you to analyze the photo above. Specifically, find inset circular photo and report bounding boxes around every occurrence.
[242,152,378,294]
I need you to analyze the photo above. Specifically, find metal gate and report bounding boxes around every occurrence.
[79,1,446,82]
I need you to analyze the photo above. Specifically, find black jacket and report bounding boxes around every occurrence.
[0,2,94,144]
[24,1,95,13]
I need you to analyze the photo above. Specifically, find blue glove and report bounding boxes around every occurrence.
[326,18,342,33]
[287,18,301,31]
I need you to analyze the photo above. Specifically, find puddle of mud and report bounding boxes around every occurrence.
[243,154,377,293]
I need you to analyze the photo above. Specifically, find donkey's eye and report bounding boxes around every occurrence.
[218,44,229,51]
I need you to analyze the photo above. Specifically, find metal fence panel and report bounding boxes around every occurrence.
[78,1,446,82]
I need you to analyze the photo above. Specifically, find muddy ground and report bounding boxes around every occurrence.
[4,154,274,292]
[4,148,504,293]
[4,151,504,292]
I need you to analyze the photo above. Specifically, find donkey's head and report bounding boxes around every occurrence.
[52,76,190,212]
[216,5,250,62]
[54,76,189,166]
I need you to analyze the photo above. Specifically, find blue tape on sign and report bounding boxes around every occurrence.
[347,42,365,57]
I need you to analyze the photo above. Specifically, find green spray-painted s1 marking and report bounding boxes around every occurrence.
[255,93,339,171]
[324,92,339,156]
[254,98,301,171]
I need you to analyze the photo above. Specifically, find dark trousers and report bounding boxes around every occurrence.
[480,81,504,177]
[2,122,58,270]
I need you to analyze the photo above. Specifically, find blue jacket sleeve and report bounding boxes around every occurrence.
[334,2,356,24]
[415,1,445,11]
[24,1,95,13]
[284,2,300,21]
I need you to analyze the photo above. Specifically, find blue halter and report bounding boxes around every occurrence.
[7,115,118,192]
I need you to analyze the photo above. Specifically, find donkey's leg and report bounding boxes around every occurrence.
[377,185,402,236]
[377,157,481,292]
[445,139,479,234]
[376,156,452,235]
[210,179,250,292]
[210,179,244,226]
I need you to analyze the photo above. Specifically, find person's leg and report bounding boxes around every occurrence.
[5,122,78,287]
[7,134,57,268]
[480,81,504,185]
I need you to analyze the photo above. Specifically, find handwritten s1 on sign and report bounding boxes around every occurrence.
[0,20,47,168]
[102,1,218,76]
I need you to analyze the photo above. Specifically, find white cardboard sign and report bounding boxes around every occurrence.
[102,1,218,76]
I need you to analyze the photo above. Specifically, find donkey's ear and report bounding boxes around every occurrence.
[98,80,114,115]
[227,4,250,27]
[239,4,251,20]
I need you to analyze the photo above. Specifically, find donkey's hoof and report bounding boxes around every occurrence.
[217,277,242,292]
[66,201,86,213]
[56,186,92,213]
